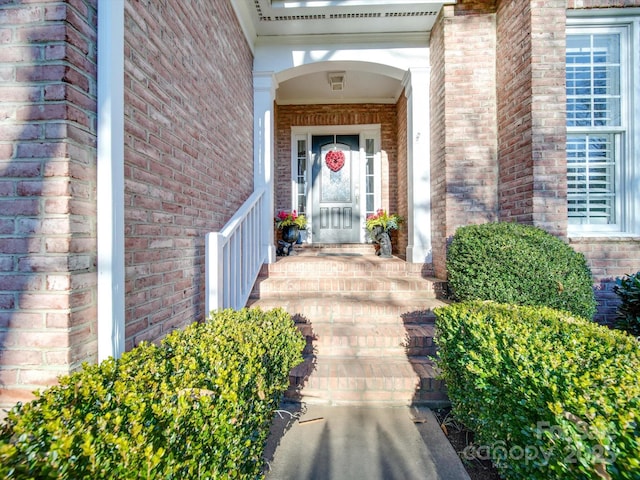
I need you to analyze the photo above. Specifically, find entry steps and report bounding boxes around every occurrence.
[247,244,450,406]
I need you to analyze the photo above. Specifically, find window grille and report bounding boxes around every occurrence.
[566,25,631,232]
[296,139,307,215]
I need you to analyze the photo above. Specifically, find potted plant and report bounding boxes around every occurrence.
[275,210,307,255]
[365,209,403,258]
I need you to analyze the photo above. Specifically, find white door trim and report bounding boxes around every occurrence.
[291,125,381,244]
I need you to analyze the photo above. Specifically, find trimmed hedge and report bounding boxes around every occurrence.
[435,301,640,480]
[614,272,640,337]
[0,308,305,479]
[446,222,597,319]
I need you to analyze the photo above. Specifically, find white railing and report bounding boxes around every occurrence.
[205,187,268,313]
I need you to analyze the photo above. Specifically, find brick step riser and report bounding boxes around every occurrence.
[300,343,437,358]
[303,346,438,357]
[260,265,435,278]
[251,290,437,301]
[296,325,437,357]
[255,274,437,285]
[284,356,448,407]
[261,255,435,271]
[263,314,437,325]
[252,278,436,298]
[285,379,448,406]
[253,290,448,305]
[287,373,446,397]
[247,300,443,321]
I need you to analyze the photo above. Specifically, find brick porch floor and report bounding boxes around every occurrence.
[247,244,450,407]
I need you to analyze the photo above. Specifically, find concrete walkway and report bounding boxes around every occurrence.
[264,404,471,480]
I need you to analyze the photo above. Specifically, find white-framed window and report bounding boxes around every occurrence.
[294,136,308,216]
[362,133,382,222]
[567,12,639,235]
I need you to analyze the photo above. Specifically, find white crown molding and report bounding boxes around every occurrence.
[256,31,430,47]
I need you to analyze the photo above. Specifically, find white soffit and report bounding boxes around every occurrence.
[250,0,452,37]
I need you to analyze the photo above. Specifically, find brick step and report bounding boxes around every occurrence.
[261,253,438,279]
[295,322,438,357]
[246,297,448,323]
[248,245,449,407]
[285,355,448,407]
[251,279,438,301]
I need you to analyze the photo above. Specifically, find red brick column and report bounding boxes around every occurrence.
[430,4,499,278]
[496,0,567,237]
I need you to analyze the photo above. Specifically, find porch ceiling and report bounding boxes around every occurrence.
[276,67,403,105]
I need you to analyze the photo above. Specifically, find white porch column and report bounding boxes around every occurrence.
[404,67,432,264]
[97,0,125,361]
[254,72,277,263]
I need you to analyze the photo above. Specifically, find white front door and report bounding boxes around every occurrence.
[311,134,360,243]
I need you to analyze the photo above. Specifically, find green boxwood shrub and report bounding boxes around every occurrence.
[614,272,640,337]
[446,222,597,319]
[0,308,305,479]
[435,301,640,480]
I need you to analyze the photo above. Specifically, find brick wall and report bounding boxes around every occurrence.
[570,238,640,325]
[0,0,98,411]
[123,0,254,350]
[430,4,499,278]
[275,104,400,251]
[429,10,446,278]
[496,0,567,236]
[396,92,408,256]
[495,1,534,226]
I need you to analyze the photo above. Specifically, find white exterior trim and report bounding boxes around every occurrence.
[404,67,432,263]
[254,72,278,263]
[97,0,125,362]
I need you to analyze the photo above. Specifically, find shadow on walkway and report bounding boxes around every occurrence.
[263,404,471,480]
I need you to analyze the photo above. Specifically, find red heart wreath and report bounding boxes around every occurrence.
[325,150,345,172]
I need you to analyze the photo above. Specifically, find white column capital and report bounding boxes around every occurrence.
[253,71,278,96]
[402,66,430,98]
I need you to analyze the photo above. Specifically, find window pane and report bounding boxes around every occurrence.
[297,139,307,215]
[566,33,621,127]
[366,158,374,175]
[366,196,373,212]
[364,139,376,219]
[567,134,616,225]
[366,139,374,156]
[366,176,374,192]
